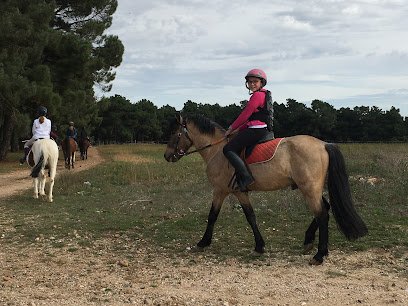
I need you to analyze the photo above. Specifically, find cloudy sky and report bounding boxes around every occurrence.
[105,0,408,116]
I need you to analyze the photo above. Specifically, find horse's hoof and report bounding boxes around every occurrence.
[252,249,264,257]
[191,245,205,253]
[197,240,211,249]
[309,251,327,265]
[303,243,314,254]
[309,257,323,265]
[255,246,265,254]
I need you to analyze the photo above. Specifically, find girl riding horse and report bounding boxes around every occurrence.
[164,114,368,265]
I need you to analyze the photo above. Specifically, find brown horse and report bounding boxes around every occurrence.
[164,114,368,265]
[79,137,90,160]
[61,137,77,169]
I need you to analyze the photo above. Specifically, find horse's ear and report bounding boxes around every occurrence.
[175,113,182,125]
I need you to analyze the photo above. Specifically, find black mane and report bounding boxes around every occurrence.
[168,113,226,135]
[185,114,225,135]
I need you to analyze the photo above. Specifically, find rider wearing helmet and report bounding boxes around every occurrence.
[223,68,273,192]
[66,121,78,143]
[20,106,52,164]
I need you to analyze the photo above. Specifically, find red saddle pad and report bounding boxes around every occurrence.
[245,138,284,165]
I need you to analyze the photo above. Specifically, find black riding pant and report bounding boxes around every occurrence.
[223,127,268,155]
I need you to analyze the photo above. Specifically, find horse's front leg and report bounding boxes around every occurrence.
[197,191,227,249]
[235,192,265,253]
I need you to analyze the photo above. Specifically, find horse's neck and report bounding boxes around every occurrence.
[190,128,225,164]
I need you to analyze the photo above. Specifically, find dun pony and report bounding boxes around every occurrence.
[164,114,368,265]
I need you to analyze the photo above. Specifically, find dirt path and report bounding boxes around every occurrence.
[0,146,103,199]
[0,147,407,305]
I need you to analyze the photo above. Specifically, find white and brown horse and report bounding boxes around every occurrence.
[29,138,59,203]
[164,114,368,265]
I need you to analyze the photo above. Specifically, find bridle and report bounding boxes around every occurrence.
[172,122,194,158]
[171,121,226,158]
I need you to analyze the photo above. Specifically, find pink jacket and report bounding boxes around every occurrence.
[230,89,267,131]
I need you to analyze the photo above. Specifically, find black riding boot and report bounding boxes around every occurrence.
[224,151,255,192]
[19,147,30,165]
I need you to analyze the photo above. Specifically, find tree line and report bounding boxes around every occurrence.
[94,95,408,144]
[1,1,408,161]
[0,0,124,160]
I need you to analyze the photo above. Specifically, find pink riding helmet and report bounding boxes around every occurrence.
[245,68,267,86]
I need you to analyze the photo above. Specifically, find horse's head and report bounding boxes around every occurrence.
[164,114,194,162]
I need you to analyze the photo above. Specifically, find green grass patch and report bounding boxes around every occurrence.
[0,151,23,173]
[1,143,407,268]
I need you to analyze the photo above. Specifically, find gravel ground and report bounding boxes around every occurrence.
[0,147,407,305]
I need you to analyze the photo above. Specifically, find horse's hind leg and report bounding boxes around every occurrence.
[303,197,330,254]
[301,186,330,265]
[235,192,265,253]
[307,196,330,265]
[48,176,55,203]
[38,170,47,197]
[33,178,39,199]
[303,218,318,254]
[197,191,227,249]
[48,166,57,203]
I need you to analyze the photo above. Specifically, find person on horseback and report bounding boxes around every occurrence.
[66,121,78,143]
[223,68,274,192]
[20,106,52,165]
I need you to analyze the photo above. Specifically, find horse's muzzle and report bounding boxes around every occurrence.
[164,153,179,162]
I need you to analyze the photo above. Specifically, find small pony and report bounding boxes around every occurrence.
[164,114,368,265]
[29,139,59,202]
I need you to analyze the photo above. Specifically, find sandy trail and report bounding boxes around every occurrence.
[0,146,103,199]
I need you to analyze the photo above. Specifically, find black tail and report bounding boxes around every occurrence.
[325,143,368,240]
[31,155,44,178]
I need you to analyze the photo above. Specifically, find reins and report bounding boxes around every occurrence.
[176,122,227,156]
[183,136,226,156]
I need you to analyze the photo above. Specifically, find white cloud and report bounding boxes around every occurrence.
[342,4,361,15]
[104,0,408,116]
[280,15,313,31]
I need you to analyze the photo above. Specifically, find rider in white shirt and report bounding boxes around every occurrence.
[20,106,52,164]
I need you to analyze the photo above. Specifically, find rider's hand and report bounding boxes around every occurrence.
[225,128,233,137]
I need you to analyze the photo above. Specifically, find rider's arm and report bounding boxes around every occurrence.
[230,91,265,131]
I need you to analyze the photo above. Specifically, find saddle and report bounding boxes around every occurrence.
[244,135,284,165]
[228,135,284,191]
